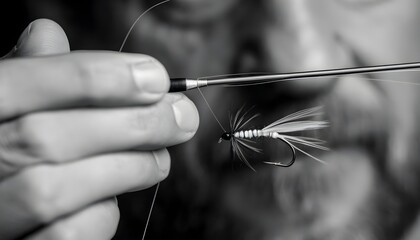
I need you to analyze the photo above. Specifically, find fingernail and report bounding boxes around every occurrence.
[152,149,170,176]
[131,59,169,94]
[16,22,33,50]
[171,95,199,132]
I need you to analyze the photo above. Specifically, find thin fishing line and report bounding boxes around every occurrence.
[119,0,171,52]
[218,74,420,88]
[197,71,270,80]
[141,182,160,240]
[196,76,228,132]
[356,76,420,87]
[222,78,302,88]
[199,68,420,88]
[117,1,171,239]
[195,74,269,133]
[196,85,227,132]
[194,76,235,132]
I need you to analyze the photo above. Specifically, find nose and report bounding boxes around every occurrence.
[257,0,355,94]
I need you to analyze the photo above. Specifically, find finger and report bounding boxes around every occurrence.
[0,149,169,240]
[0,51,169,121]
[1,19,70,59]
[14,19,70,57]
[25,198,119,240]
[0,94,197,176]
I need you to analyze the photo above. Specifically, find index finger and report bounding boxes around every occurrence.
[0,51,169,121]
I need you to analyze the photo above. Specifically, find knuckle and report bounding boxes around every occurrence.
[75,57,134,103]
[75,62,100,101]
[0,121,21,158]
[14,114,54,160]
[45,225,79,240]
[130,106,163,136]
[0,78,17,120]
[0,97,14,120]
[19,167,62,223]
[129,102,180,145]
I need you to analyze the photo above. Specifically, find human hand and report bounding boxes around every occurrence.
[0,19,199,240]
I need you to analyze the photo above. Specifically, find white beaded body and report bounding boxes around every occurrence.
[233,129,279,139]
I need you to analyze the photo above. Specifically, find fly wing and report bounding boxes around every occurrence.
[236,113,260,131]
[268,135,328,165]
[262,106,329,165]
[236,138,263,154]
[231,138,256,171]
[264,120,328,133]
[232,105,245,131]
[264,106,323,130]
[232,106,259,131]
[263,106,327,134]
[284,135,329,151]
[281,136,327,164]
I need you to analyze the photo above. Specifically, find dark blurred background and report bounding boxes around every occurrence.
[0,3,29,55]
[6,1,420,240]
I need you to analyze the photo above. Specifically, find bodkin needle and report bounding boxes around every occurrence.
[168,61,420,92]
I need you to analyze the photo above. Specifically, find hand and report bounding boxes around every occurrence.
[0,19,199,240]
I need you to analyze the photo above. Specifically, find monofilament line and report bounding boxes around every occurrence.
[117,1,171,239]
[197,78,227,132]
[141,182,160,240]
[119,0,171,52]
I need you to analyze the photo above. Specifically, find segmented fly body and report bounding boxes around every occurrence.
[219,106,329,170]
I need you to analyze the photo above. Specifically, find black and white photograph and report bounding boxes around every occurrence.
[2,0,420,239]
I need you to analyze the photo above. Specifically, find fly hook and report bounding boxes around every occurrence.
[218,106,329,170]
[263,137,296,167]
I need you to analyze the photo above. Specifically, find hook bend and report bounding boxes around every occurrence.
[263,138,296,167]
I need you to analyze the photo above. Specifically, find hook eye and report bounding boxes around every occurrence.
[263,138,296,167]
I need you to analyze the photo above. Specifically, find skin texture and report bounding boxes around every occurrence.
[0,18,199,239]
[17,0,420,239]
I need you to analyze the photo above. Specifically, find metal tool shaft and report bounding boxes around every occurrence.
[206,61,420,85]
[169,61,420,92]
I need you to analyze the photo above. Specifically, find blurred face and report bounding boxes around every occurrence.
[30,0,420,239]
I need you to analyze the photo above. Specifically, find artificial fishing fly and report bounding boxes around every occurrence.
[218,106,329,170]
[119,1,329,237]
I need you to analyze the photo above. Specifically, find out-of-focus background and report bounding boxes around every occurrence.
[1,3,28,55]
[5,1,420,239]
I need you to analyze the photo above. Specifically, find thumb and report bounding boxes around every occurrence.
[13,18,70,57]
